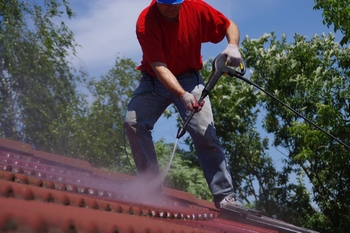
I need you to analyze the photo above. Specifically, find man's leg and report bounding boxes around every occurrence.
[124,74,171,177]
[173,72,234,206]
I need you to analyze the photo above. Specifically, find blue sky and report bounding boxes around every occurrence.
[66,0,341,168]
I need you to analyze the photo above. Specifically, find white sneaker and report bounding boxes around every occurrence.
[216,194,237,209]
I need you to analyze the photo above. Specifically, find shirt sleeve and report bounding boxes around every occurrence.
[136,8,167,65]
[199,2,231,44]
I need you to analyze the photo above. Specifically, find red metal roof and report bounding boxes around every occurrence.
[0,138,317,233]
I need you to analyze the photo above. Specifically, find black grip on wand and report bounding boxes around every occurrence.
[176,110,195,139]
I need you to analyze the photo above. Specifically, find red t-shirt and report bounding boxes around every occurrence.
[136,0,230,77]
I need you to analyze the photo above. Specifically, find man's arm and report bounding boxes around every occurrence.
[221,20,242,67]
[150,62,203,111]
[151,62,186,98]
[226,20,240,45]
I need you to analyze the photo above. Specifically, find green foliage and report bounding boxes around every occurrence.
[0,0,82,155]
[242,31,350,232]
[155,139,212,201]
[72,56,140,169]
[314,0,350,45]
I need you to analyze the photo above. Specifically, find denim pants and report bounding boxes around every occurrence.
[124,71,234,204]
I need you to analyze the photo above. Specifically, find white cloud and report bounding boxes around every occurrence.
[205,0,282,21]
[67,0,150,76]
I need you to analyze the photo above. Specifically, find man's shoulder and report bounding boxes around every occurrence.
[137,4,157,29]
[138,3,156,18]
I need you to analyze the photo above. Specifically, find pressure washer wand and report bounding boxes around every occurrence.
[176,54,246,139]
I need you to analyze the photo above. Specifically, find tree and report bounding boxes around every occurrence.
[314,0,350,45]
[0,0,82,155]
[242,32,350,232]
[72,56,139,169]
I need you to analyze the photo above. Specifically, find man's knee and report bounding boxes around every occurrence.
[124,110,137,126]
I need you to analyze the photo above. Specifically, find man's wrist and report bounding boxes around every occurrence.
[228,43,239,46]
[179,91,186,99]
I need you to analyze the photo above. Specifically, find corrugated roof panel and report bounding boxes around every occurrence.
[0,197,216,233]
[0,176,217,220]
[0,138,318,233]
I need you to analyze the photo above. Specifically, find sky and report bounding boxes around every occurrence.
[65,0,341,168]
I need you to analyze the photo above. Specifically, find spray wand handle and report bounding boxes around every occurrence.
[176,93,207,139]
[176,54,246,139]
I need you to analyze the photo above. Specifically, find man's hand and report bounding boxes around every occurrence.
[221,44,242,67]
[180,92,205,112]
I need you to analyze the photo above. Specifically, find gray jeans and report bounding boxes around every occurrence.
[124,71,234,203]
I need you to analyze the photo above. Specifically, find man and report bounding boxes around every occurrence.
[124,0,242,209]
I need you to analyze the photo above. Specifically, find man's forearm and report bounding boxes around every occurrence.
[151,62,186,98]
[226,20,240,45]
